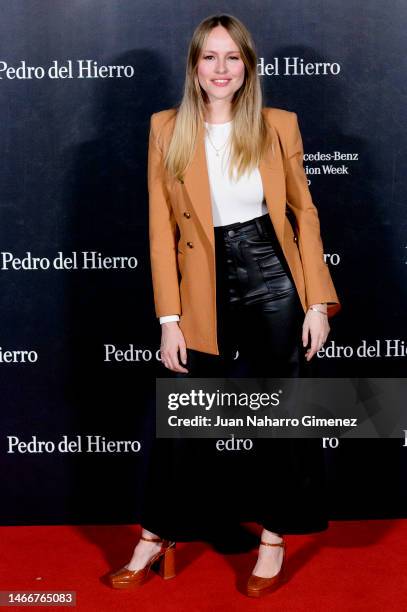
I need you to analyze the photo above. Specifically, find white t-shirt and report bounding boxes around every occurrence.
[159,119,267,324]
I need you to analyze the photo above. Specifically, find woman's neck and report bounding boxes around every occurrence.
[204,103,233,125]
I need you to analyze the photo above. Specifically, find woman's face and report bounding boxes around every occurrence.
[197,25,245,104]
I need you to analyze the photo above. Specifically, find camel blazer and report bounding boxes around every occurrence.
[148,106,341,356]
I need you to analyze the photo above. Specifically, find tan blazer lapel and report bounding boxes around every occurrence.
[258,114,287,248]
[182,108,287,250]
[182,120,214,246]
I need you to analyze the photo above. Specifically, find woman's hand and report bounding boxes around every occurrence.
[160,322,189,373]
[302,303,330,361]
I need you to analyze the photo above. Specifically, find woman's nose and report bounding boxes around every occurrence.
[214,61,227,73]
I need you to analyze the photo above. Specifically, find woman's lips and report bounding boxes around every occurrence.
[211,79,231,87]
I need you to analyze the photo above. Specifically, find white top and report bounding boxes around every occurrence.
[159,119,267,324]
[204,120,267,226]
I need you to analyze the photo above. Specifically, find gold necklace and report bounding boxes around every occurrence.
[205,126,231,157]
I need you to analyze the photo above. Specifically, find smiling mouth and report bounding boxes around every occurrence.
[212,79,231,85]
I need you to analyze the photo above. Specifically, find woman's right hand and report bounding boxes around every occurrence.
[160,322,189,373]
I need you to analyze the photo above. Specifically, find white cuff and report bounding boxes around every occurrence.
[159,315,180,324]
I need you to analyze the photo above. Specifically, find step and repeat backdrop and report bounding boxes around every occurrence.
[1,1,406,525]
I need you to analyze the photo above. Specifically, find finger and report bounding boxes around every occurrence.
[312,331,323,353]
[170,346,189,373]
[179,343,188,366]
[306,330,322,361]
[173,363,189,373]
[316,334,326,353]
[319,330,328,348]
[302,322,309,347]
[305,350,313,362]
[162,351,176,370]
[167,350,177,371]
[171,357,189,373]
[306,344,317,361]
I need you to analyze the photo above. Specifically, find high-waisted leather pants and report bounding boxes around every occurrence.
[140,213,327,540]
[182,211,311,378]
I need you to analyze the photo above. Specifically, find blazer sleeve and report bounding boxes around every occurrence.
[284,112,341,318]
[148,114,181,318]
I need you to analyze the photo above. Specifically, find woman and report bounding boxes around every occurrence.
[109,13,341,597]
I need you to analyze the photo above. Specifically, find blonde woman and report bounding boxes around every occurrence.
[109,13,341,597]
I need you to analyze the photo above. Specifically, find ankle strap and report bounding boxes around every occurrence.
[140,535,162,542]
[260,540,284,547]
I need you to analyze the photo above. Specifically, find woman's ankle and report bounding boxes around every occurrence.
[141,527,161,540]
[261,528,283,543]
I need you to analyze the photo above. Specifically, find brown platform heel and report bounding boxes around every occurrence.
[246,538,286,598]
[108,535,176,589]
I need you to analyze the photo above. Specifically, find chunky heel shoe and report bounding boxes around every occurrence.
[246,538,285,598]
[108,535,176,589]
[155,540,176,579]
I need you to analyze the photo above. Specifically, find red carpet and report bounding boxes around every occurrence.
[1,520,406,611]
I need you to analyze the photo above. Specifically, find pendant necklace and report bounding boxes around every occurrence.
[205,125,231,157]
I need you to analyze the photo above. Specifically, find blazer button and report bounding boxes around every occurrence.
[183,211,191,218]
[187,241,194,248]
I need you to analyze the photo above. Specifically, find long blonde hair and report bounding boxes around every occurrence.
[164,13,273,182]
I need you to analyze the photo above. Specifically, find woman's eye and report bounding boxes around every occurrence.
[203,55,240,60]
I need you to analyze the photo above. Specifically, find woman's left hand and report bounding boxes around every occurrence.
[302,303,330,361]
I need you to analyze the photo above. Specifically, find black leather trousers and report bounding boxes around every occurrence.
[183,211,312,378]
[140,213,327,540]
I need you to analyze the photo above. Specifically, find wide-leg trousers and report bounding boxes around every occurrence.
[141,213,328,541]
